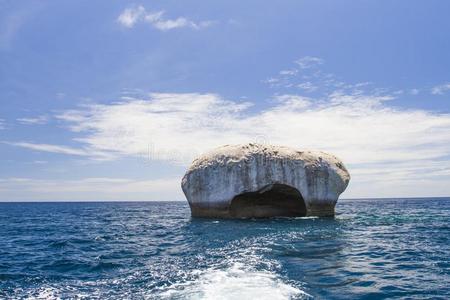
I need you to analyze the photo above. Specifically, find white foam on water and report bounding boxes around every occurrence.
[158,262,310,300]
[294,216,318,220]
[24,286,61,300]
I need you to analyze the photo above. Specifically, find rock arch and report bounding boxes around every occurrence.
[181,143,350,218]
[229,184,307,218]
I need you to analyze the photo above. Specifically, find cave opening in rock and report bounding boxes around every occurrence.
[229,184,307,218]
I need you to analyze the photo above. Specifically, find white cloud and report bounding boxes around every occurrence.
[0,177,182,201]
[431,83,450,95]
[279,69,298,76]
[70,93,450,168]
[263,77,280,86]
[17,115,48,125]
[273,94,311,109]
[55,93,253,164]
[297,82,318,92]
[117,5,212,31]
[6,142,88,156]
[294,56,324,69]
[4,142,115,161]
[0,119,4,129]
[155,18,212,31]
[47,91,450,197]
[265,56,343,91]
[117,5,146,28]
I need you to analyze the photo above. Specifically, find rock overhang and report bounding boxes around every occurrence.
[181,143,350,218]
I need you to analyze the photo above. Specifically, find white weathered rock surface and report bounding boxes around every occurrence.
[181,143,350,218]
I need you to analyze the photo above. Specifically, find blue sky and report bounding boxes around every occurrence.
[1,0,450,201]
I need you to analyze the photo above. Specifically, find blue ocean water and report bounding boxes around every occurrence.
[0,199,449,299]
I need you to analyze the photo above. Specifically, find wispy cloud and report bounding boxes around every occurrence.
[17,115,48,125]
[264,56,345,91]
[264,57,433,103]
[297,82,318,92]
[4,142,115,161]
[431,83,450,95]
[117,5,146,28]
[273,94,311,109]
[0,177,182,201]
[6,142,89,156]
[295,56,324,69]
[117,5,213,31]
[0,119,4,129]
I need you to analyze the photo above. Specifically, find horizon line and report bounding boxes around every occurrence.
[0,196,449,203]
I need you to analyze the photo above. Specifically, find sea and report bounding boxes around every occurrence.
[0,198,449,299]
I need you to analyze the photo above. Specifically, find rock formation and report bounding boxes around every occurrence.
[181,143,350,218]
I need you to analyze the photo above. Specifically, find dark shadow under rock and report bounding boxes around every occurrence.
[229,184,307,218]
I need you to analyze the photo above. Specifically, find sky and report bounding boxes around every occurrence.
[0,0,450,201]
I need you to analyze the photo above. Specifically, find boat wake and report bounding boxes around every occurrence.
[157,262,310,300]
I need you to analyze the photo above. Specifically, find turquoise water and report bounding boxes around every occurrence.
[0,198,449,299]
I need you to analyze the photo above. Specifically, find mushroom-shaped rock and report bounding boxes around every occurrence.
[181,143,350,218]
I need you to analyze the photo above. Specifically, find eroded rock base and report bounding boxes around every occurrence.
[306,203,336,217]
[189,203,335,218]
[188,184,332,219]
